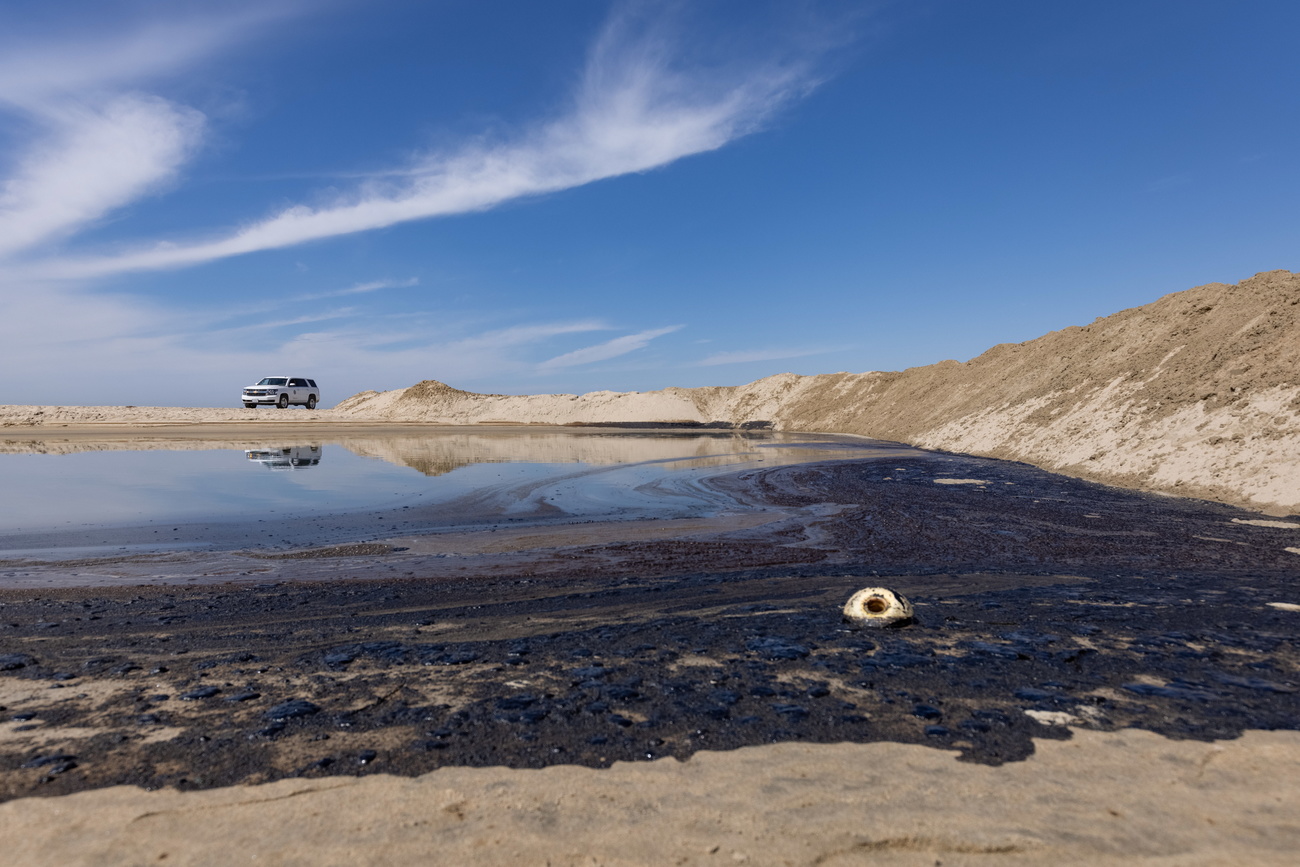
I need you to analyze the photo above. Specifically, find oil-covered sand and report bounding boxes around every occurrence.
[2,440,1299,864]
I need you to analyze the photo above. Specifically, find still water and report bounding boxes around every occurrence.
[0,429,907,558]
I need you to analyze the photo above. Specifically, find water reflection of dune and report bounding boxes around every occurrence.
[0,438,322,456]
[0,430,809,477]
[337,431,776,477]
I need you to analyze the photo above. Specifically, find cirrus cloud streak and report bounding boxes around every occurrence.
[10,7,824,280]
[540,325,683,370]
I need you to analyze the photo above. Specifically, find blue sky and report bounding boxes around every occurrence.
[1,0,1297,407]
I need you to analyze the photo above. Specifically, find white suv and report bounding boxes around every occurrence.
[245,446,323,468]
[241,376,320,409]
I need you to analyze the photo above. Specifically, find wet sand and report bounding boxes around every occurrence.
[1,433,1299,863]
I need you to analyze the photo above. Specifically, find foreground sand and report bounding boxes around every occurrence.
[3,452,1298,864]
[3,729,1297,866]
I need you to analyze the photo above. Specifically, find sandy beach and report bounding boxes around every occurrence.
[2,421,1298,864]
[2,0,1297,852]
[0,275,1297,864]
[4,729,1298,866]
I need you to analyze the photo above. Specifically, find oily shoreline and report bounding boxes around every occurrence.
[2,451,1298,806]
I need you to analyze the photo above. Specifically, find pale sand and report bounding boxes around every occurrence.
[2,729,1297,866]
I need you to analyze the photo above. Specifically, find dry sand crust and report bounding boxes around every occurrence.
[2,729,1298,866]
[4,270,1297,514]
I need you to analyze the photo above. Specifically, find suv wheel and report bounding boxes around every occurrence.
[277,394,289,409]
[306,395,317,410]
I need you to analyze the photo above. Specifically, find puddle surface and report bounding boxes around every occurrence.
[0,428,918,559]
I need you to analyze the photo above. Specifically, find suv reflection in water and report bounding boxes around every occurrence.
[244,445,323,470]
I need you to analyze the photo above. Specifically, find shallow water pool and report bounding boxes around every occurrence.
[0,428,916,558]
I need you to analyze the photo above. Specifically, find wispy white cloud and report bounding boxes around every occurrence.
[0,95,204,257]
[233,307,363,330]
[452,321,612,354]
[0,3,847,405]
[540,325,682,370]
[697,346,835,366]
[205,309,608,357]
[0,5,296,109]
[10,5,824,279]
[297,277,419,302]
[0,3,301,261]
[197,277,420,327]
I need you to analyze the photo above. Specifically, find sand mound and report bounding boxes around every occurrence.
[335,270,1300,514]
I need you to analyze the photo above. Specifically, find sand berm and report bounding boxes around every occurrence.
[4,270,1297,513]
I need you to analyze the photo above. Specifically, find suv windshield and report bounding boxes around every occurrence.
[257,378,288,386]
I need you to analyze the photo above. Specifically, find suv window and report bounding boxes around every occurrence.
[307,380,317,388]
[259,377,288,386]
[289,378,308,387]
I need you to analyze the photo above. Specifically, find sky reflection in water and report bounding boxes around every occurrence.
[0,431,877,535]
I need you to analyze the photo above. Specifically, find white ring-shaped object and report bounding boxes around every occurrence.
[842,587,914,628]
